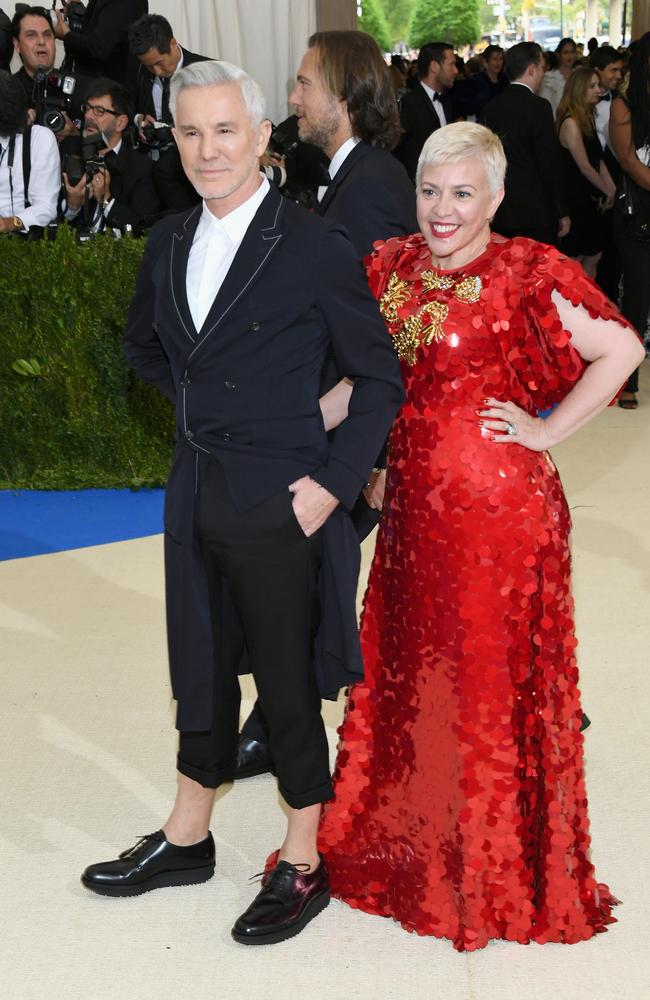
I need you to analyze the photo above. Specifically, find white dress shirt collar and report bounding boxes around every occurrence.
[199,173,270,243]
[186,175,270,332]
[511,81,534,93]
[328,136,360,180]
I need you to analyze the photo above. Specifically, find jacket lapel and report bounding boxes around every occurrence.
[170,203,202,344]
[318,142,368,216]
[188,184,285,360]
[417,83,441,128]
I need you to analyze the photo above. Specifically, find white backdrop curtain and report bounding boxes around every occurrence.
[148,0,318,123]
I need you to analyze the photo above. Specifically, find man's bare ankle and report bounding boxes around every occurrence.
[163,825,209,847]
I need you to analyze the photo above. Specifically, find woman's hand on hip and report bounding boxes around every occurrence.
[478,399,552,451]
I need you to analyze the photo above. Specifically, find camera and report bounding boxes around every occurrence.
[269,124,298,159]
[32,70,82,133]
[139,120,174,150]
[63,1,86,34]
[62,132,107,186]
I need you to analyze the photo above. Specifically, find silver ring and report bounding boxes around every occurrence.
[505,421,517,436]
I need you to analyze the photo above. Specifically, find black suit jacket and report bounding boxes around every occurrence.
[393,83,454,181]
[123,185,404,727]
[318,141,418,258]
[482,83,567,242]
[133,47,210,123]
[317,140,417,527]
[62,0,148,84]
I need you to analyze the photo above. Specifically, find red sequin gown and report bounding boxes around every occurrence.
[318,234,624,951]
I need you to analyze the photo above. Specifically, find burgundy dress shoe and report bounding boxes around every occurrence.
[81,830,215,897]
[235,736,276,780]
[232,853,330,945]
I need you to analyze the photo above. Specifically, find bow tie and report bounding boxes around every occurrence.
[432,92,441,102]
[598,92,611,102]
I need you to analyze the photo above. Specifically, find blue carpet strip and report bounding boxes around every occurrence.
[1,489,165,561]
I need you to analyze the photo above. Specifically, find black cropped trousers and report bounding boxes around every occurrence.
[176,457,333,809]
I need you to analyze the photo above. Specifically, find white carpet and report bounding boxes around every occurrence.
[1,368,648,1000]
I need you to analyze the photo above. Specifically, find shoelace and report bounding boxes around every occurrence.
[119,831,163,859]
[248,861,312,884]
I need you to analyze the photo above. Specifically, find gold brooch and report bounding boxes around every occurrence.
[380,269,483,365]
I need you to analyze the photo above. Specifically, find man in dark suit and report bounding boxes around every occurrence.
[53,0,148,84]
[128,14,209,213]
[128,13,209,130]
[236,29,417,778]
[482,42,570,246]
[63,78,162,232]
[393,41,458,181]
[81,60,404,946]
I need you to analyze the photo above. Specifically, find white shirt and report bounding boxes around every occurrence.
[511,81,534,94]
[317,136,359,202]
[539,68,567,116]
[153,45,184,121]
[594,92,612,151]
[186,175,270,332]
[421,80,448,126]
[0,125,59,229]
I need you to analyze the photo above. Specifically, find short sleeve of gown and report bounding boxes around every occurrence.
[365,235,412,303]
[516,240,638,409]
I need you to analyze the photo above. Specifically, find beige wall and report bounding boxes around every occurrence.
[316,0,358,31]
[632,0,650,36]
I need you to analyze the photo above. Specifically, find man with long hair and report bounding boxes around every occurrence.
[236,31,417,780]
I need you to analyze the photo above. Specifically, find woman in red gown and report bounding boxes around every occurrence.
[318,123,643,951]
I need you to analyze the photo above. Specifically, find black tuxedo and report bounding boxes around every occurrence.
[133,47,210,123]
[73,140,162,232]
[482,83,567,244]
[62,0,148,84]
[318,141,418,258]
[393,82,454,182]
[124,185,404,730]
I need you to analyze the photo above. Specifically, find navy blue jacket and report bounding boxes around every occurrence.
[123,184,404,729]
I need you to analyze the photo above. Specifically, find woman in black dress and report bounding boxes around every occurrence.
[557,66,617,277]
[610,33,650,409]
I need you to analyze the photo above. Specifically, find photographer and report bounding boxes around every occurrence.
[63,77,161,233]
[54,0,148,85]
[129,14,208,136]
[0,69,59,233]
[12,6,56,105]
[128,13,208,213]
[12,6,94,150]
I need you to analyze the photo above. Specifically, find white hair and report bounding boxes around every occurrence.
[169,60,266,126]
[415,121,506,195]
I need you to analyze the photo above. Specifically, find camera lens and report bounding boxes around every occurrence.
[44,109,66,134]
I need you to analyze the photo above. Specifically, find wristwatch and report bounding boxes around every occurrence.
[11,216,24,231]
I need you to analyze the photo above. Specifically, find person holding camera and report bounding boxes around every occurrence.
[0,69,59,233]
[53,0,148,85]
[11,5,56,105]
[129,14,208,138]
[127,13,209,213]
[63,77,161,233]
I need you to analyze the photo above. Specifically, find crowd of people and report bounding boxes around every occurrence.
[1,4,648,953]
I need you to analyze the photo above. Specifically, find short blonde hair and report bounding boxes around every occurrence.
[416,121,506,195]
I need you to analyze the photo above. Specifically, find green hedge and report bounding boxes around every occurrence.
[1,226,175,490]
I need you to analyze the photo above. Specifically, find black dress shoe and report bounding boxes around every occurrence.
[235,735,276,780]
[81,830,215,897]
[232,854,330,945]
